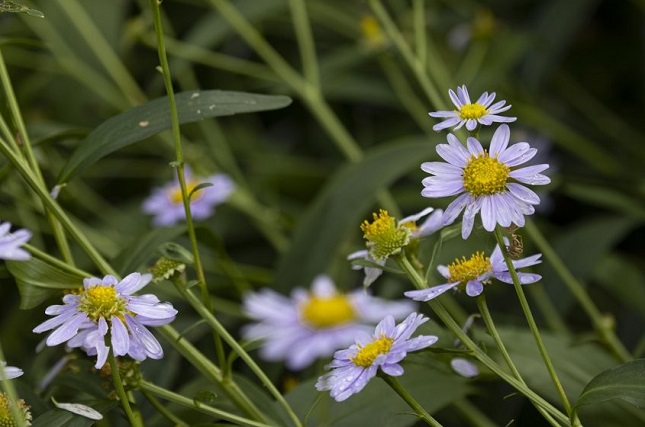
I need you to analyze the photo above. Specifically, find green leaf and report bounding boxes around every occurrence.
[6,258,85,309]
[273,138,436,292]
[0,1,44,18]
[575,359,645,412]
[32,400,117,427]
[56,90,292,184]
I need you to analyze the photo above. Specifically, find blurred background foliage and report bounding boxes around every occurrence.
[0,0,644,425]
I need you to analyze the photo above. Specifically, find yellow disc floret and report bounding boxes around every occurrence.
[168,179,203,205]
[360,210,411,261]
[301,295,356,328]
[459,103,488,120]
[462,153,510,197]
[447,252,492,284]
[351,334,394,367]
[78,285,127,322]
[0,393,32,427]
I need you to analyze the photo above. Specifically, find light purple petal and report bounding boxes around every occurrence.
[489,124,510,156]
[110,316,129,356]
[509,165,551,185]
[465,280,484,297]
[404,282,460,302]
[443,193,472,226]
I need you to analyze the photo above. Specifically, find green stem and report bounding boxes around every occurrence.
[149,0,227,370]
[451,399,498,427]
[380,374,443,427]
[24,244,92,277]
[0,48,74,265]
[174,284,304,427]
[139,381,273,427]
[141,389,189,427]
[493,227,575,420]
[395,254,569,425]
[108,350,143,427]
[0,139,115,275]
[525,220,632,362]
[369,0,445,111]
[476,295,562,427]
[157,325,269,424]
[289,0,319,89]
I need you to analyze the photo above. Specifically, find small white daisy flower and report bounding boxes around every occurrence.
[0,222,31,261]
[404,242,542,302]
[421,124,550,239]
[1,361,23,380]
[315,313,438,402]
[429,85,516,132]
[241,275,416,370]
[33,273,177,369]
[142,168,235,227]
[348,208,444,287]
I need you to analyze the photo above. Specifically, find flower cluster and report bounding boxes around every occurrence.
[315,313,437,401]
[33,273,177,369]
[242,275,416,370]
[142,168,235,226]
[348,207,443,287]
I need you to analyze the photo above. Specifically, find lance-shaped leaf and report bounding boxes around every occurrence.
[574,359,645,413]
[57,90,292,184]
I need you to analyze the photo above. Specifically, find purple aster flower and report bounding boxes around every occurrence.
[241,275,416,370]
[404,241,542,301]
[348,208,444,287]
[0,222,31,260]
[1,361,23,379]
[315,312,438,402]
[33,273,177,369]
[421,124,550,239]
[429,85,516,132]
[142,168,235,227]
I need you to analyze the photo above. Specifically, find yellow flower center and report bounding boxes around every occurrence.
[360,210,411,261]
[459,103,488,120]
[0,393,32,427]
[360,15,387,48]
[301,295,356,328]
[78,285,127,322]
[447,252,492,284]
[168,179,203,205]
[462,153,510,197]
[351,334,394,367]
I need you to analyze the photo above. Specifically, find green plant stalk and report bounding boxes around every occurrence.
[139,380,274,427]
[157,325,270,424]
[174,284,304,427]
[24,243,92,277]
[108,349,143,427]
[0,48,74,265]
[369,0,445,111]
[476,295,562,427]
[395,254,569,425]
[289,0,319,89]
[412,0,427,68]
[0,342,27,427]
[493,227,575,422]
[380,374,443,427]
[54,1,146,105]
[524,220,632,362]
[0,139,115,275]
[149,0,227,371]
[141,389,189,427]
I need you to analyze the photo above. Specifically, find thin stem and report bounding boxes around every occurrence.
[174,284,304,427]
[141,389,189,427]
[525,220,632,362]
[476,295,562,427]
[149,0,227,370]
[369,0,445,111]
[412,0,427,68]
[289,0,319,89]
[139,380,274,427]
[108,350,143,427]
[493,227,575,420]
[0,48,74,264]
[0,139,115,275]
[395,254,570,425]
[380,374,443,427]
